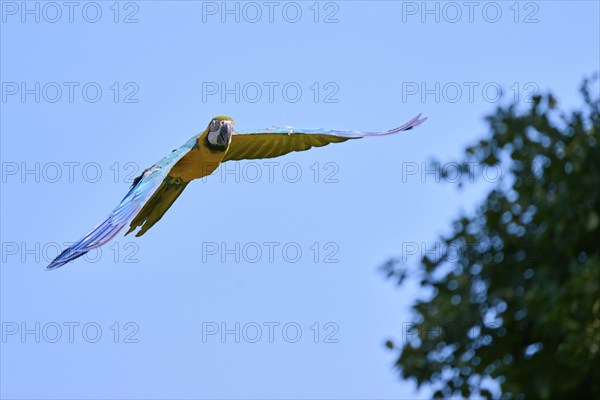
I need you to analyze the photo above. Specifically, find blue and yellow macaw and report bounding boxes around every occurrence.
[47,114,426,269]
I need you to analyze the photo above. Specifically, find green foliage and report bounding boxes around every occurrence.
[384,78,600,399]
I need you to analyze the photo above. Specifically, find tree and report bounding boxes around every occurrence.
[382,77,600,399]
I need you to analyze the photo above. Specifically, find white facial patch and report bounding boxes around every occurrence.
[207,120,234,147]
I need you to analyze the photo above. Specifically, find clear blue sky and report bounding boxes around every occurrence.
[1,1,598,399]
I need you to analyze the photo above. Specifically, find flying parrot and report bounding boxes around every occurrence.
[47,114,427,269]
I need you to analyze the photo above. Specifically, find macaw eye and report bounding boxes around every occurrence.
[210,120,220,131]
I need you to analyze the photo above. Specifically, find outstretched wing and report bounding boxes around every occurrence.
[46,136,197,270]
[224,114,426,162]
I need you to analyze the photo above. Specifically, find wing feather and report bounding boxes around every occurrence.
[46,136,197,270]
[224,114,426,162]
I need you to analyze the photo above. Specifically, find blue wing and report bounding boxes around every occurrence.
[224,114,427,161]
[234,113,427,136]
[46,136,197,270]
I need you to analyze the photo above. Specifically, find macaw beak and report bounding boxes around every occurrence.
[217,122,232,145]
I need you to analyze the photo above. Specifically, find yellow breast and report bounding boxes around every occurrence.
[169,134,225,182]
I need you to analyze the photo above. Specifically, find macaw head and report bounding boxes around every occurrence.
[206,116,234,150]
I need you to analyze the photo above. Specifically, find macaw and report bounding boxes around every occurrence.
[47,114,426,269]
